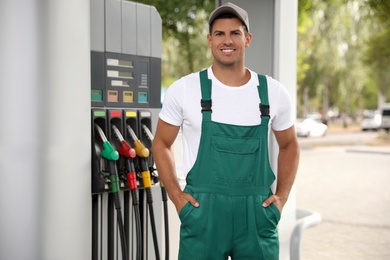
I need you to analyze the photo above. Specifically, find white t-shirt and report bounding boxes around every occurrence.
[159,66,293,175]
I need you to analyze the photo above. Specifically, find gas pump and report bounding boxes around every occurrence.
[90,1,163,260]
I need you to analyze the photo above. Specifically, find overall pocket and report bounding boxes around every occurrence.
[253,195,281,260]
[253,197,281,237]
[178,193,209,260]
[211,135,259,185]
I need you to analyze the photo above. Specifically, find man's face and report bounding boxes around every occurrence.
[208,17,252,67]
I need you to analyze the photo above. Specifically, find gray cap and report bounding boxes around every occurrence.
[209,2,250,32]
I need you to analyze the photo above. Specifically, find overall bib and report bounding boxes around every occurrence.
[178,70,281,260]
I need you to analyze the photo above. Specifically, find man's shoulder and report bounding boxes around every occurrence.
[255,73,284,89]
[247,69,282,88]
[166,71,202,97]
[172,71,201,86]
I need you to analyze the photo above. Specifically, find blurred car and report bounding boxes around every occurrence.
[360,111,382,131]
[296,118,328,137]
[381,104,390,132]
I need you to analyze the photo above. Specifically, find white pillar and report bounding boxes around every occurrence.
[40,1,91,259]
[0,1,41,259]
[0,0,91,259]
[273,1,298,259]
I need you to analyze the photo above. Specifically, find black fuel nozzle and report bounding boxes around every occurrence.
[141,124,154,141]
[141,125,165,260]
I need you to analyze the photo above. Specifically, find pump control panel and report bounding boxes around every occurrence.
[91,52,161,108]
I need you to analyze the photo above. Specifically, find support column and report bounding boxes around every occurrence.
[0,1,41,259]
[0,0,92,259]
[40,1,91,259]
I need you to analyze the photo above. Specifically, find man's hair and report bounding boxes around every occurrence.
[208,13,249,35]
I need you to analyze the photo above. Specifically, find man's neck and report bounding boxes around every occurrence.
[211,64,250,87]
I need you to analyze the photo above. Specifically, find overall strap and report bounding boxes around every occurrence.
[257,74,270,126]
[199,70,212,121]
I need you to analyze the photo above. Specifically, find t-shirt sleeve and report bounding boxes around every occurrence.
[270,79,294,131]
[159,79,184,126]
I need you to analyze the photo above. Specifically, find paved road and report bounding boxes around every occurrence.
[296,130,390,259]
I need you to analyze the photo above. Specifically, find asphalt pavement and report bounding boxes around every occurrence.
[295,128,390,260]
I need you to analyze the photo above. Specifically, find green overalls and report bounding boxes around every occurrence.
[178,70,281,260]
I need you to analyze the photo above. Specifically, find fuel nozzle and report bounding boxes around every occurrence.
[142,124,154,141]
[112,125,138,191]
[111,125,141,260]
[94,123,128,260]
[127,124,160,260]
[112,125,137,159]
[126,125,151,189]
[95,124,119,161]
[141,124,167,260]
[141,124,159,184]
[127,125,149,158]
[94,124,120,192]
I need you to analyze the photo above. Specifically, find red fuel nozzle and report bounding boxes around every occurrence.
[118,140,137,158]
[127,171,138,190]
[111,125,138,190]
[112,125,136,158]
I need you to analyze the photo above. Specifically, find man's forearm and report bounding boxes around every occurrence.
[275,141,300,204]
[153,144,182,204]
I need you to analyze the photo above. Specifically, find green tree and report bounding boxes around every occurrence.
[136,0,214,86]
[297,0,347,119]
[363,0,390,104]
[297,0,375,124]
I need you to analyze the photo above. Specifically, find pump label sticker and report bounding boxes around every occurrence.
[123,91,134,103]
[107,90,118,102]
[138,91,148,103]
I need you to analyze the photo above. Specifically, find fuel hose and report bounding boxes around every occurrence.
[112,125,142,260]
[127,125,161,260]
[94,124,128,260]
[142,124,169,260]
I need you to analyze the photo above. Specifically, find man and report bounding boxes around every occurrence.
[153,2,300,259]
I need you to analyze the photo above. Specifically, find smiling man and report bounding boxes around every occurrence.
[152,2,300,259]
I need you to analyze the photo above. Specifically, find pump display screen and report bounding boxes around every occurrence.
[107,70,133,79]
[107,58,133,68]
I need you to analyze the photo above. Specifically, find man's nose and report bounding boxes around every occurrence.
[223,35,233,44]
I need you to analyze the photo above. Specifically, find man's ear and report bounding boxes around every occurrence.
[245,33,253,48]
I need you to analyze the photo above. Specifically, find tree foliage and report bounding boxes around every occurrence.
[134,0,390,115]
[363,0,390,104]
[297,0,389,120]
[136,0,214,85]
